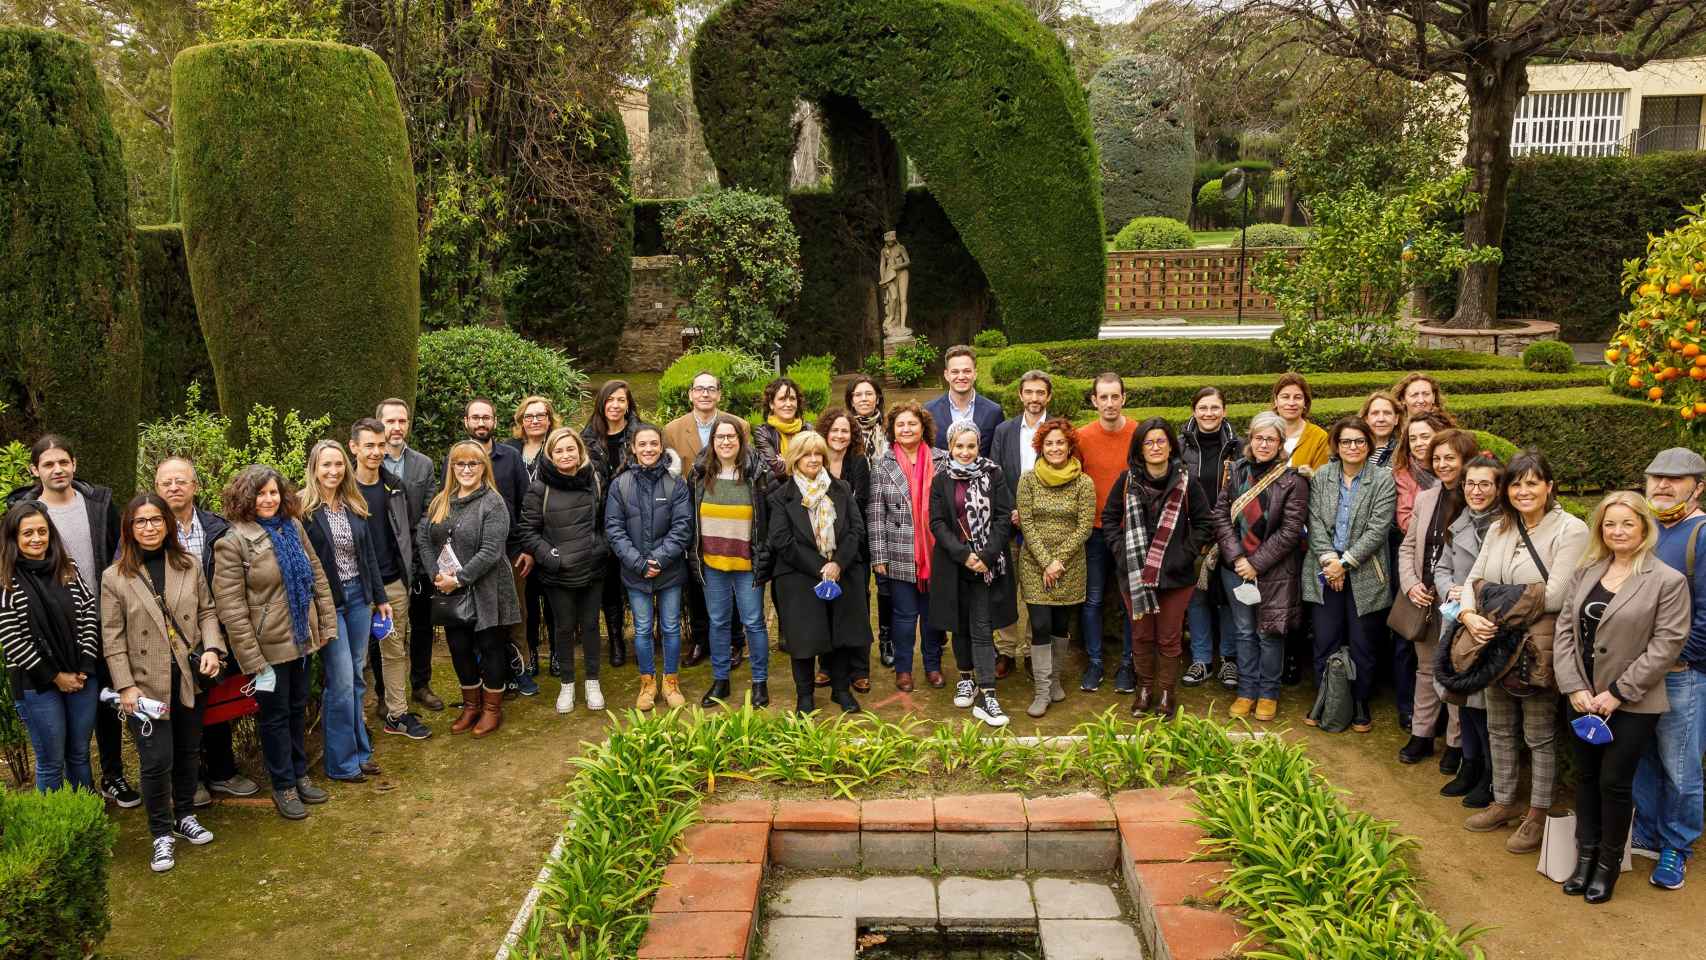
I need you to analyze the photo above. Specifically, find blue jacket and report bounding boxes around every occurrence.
[1654,515,1706,670]
[604,460,693,593]
[925,393,1004,457]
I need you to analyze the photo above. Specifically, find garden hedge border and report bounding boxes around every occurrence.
[134,224,211,423]
[656,352,833,422]
[999,338,1521,380]
[0,787,117,959]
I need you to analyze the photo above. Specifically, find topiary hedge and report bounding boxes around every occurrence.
[1089,54,1194,227]
[0,787,117,960]
[1195,178,1227,226]
[505,106,633,368]
[134,224,211,423]
[1522,339,1576,374]
[692,0,1104,344]
[989,346,1049,387]
[172,40,419,442]
[1240,223,1307,248]
[0,28,143,489]
[1110,216,1194,251]
[1020,337,1520,380]
[413,327,588,461]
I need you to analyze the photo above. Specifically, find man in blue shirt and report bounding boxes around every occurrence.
[1634,447,1706,891]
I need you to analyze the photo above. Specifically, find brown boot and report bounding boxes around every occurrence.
[450,686,481,734]
[1464,801,1524,833]
[1154,654,1181,720]
[662,674,686,709]
[472,687,504,737]
[1130,644,1156,716]
[636,674,657,710]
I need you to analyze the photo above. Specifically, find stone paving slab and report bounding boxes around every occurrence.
[936,876,1035,927]
[1032,878,1122,920]
[762,916,856,960]
[1039,918,1146,960]
[855,875,939,923]
[1024,792,1117,831]
[652,862,763,914]
[636,911,752,959]
[770,877,859,918]
[935,793,1028,831]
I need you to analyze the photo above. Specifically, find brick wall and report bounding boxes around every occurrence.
[616,255,690,371]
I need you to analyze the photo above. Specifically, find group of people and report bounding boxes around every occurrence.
[2,349,1702,901]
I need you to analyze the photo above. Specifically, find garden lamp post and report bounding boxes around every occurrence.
[1223,167,1249,325]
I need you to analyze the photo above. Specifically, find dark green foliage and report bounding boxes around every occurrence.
[989,346,1049,385]
[692,0,1104,344]
[667,189,802,359]
[1196,179,1226,226]
[1027,338,1290,378]
[505,107,633,368]
[1111,217,1194,251]
[895,187,996,352]
[973,329,1008,349]
[1089,54,1194,226]
[0,787,117,960]
[0,28,143,489]
[1426,152,1706,340]
[413,327,588,461]
[172,40,419,442]
[1241,223,1307,248]
[134,224,212,422]
[1522,340,1576,373]
[632,198,686,257]
[656,351,832,421]
[1193,159,1273,197]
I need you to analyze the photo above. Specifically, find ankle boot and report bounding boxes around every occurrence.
[608,633,626,668]
[750,681,769,708]
[450,686,481,734]
[1584,849,1621,904]
[832,686,861,714]
[1440,754,1481,798]
[1563,845,1599,896]
[1462,759,1495,808]
[472,687,503,737]
[1049,636,1070,702]
[1130,644,1156,716]
[636,674,657,710]
[701,678,731,707]
[662,674,686,709]
[1154,653,1181,720]
[1027,642,1054,718]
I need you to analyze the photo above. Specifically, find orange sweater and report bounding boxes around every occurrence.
[1079,418,1137,527]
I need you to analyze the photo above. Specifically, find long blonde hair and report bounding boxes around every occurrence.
[1580,490,1659,575]
[300,440,369,518]
[429,441,498,523]
[511,395,562,440]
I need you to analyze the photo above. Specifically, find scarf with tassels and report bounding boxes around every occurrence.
[257,514,316,650]
[766,416,803,459]
[947,456,1005,584]
[895,444,935,583]
[796,472,838,558]
[1121,463,1188,617]
[1033,456,1082,488]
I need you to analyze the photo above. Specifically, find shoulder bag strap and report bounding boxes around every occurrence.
[1228,463,1285,518]
[141,568,200,662]
[1515,522,1550,583]
[1687,520,1702,581]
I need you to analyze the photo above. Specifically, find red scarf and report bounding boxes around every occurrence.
[896,444,934,582]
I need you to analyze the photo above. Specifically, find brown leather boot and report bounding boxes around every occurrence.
[1154,654,1181,720]
[450,685,481,734]
[1130,644,1156,716]
[472,687,503,737]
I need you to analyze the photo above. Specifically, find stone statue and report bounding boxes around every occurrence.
[879,230,912,340]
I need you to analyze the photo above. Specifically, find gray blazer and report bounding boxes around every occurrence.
[1554,557,1689,714]
[415,488,520,632]
[1301,460,1396,616]
[390,446,436,531]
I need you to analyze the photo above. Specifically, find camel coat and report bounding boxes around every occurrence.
[212,519,337,672]
[102,558,226,706]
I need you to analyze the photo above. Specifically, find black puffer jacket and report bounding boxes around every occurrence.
[518,458,607,588]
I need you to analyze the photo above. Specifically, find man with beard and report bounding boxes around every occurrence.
[988,370,1053,679]
[456,398,535,696]
[378,398,442,711]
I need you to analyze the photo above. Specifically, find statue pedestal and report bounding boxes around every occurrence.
[882,334,916,388]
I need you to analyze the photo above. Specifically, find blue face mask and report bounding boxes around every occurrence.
[1572,714,1613,745]
[814,579,843,601]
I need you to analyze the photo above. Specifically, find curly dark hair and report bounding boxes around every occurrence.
[222,464,302,522]
[813,406,865,459]
[885,400,936,448]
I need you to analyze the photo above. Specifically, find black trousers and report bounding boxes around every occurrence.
[1572,709,1661,852]
[94,657,124,781]
[409,579,435,690]
[130,673,204,838]
[447,624,509,690]
[1460,704,1491,766]
[523,573,555,663]
[545,582,603,682]
[792,648,856,696]
[1028,603,1077,645]
[602,558,627,654]
[950,576,998,689]
[200,720,239,782]
[255,656,310,791]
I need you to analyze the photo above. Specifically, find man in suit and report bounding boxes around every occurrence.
[988,370,1053,679]
[662,371,748,668]
[378,397,442,711]
[924,344,1003,456]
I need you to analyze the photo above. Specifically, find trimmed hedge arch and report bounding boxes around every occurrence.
[691,0,1104,345]
[0,28,144,489]
[172,40,419,440]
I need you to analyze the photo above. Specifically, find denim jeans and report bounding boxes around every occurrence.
[1220,567,1281,700]
[16,682,98,792]
[1633,667,1706,859]
[703,567,769,682]
[321,579,373,780]
[1186,583,1235,665]
[1081,535,1132,669]
[629,586,683,676]
[889,579,945,675]
[256,656,310,790]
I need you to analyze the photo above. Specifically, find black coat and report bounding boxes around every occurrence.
[193,507,231,587]
[766,475,871,659]
[927,464,1019,634]
[582,419,635,487]
[305,504,387,610]
[4,480,120,593]
[1101,462,1214,593]
[831,453,872,564]
[518,460,607,589]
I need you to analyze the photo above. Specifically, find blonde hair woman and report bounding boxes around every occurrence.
[507,395,563,479]
[517,427,610,714]
[416,441,521,737]
[1554,492,1689,902]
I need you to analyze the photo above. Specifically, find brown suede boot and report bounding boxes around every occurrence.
[450,685,481,734]
[1154,654,1181,720]
[662,674,686,709]
[636,674,657,710]
[472,687,504,738]
[1130,643,1157,716]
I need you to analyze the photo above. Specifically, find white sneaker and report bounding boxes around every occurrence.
[584,680,605,711]
[556,682,575,714]
[150,835,176,873]
[973,692,1010,728]
[953,679,976,709]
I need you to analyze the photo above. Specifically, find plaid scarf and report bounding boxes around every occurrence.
[1234,458,1286,556]
[947,456,1004,585]
[1121,463,1188,617]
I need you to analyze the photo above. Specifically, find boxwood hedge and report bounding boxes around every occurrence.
[0,787,116,960]
[134,224,212,422]
[1007,338,1523,380]
[657,352,834,422]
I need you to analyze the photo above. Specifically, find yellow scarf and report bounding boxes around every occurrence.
[767,415,803,458]
[1033,456,1083,488]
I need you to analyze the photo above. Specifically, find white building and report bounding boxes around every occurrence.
[1512,56,1706,157]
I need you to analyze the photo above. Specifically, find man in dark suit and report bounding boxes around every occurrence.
[924,344,1003,456]
[988,370,1053,679]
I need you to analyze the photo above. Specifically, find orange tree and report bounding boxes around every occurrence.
[1607,200,1706,427]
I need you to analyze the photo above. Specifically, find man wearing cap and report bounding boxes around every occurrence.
[1633,446,1706,890]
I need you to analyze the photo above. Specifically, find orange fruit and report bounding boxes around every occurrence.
[1606,348,1622,363]
[1670,282,1685,296]
[1686,407,1698,421]
[1697,401,1706,414]
[1641,283,1661,297]
[1651,386,1667,400]
[1686,344,1701,358]
[1670,338,1684,350]
[1691,367,1705,380]
[1694,355,1706,367]
[1640,318,1654,328]
[1689,321,1701,333]
[1666,367,1681,380]
[1685,275,1697,290]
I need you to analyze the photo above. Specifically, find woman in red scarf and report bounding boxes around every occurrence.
[867,401,947,692]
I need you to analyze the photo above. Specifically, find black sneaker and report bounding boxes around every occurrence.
[972,691,1010,728]
[383,712,432,740]
[1079,662,1104,692]
[173,815,214,845]
[150,835,176,873]
[1217,659,1239,690]
[1113,663,1136,695]
[102,775,142,809]
[1181,661,1210,687]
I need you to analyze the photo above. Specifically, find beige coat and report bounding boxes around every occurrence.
[662,412,748,465]
[101,559,226,706]
[1554,557,1690,714]
[212,519,337,672]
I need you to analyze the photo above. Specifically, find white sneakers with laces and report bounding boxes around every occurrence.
[173,815,214,845]
[150,835,176,873]
[973,691,1009,728]
[953,679,976,709]
[584,680,605,711]
[556,682,575,714]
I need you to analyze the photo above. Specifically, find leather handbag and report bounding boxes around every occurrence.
[431,588,476,629]
[1386,591,1438,643]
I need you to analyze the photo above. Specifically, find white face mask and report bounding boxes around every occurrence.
[1232,581,1261,605]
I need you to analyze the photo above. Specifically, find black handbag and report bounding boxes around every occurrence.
[431,588,476,629]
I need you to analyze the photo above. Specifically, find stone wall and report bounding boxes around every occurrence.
[615,255,689,371]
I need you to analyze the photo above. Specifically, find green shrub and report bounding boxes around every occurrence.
[973,329,1009,350]
[1522,340,1576,374]
[632,197,686,257]
[1194,158,1274,197]
[172,40,419,442]
[134,224,211,422]
[692,0,1104,344]
[785,354,834,418]
[990,346,1049,386]
[861,352,886,379]
[0,787,117,959]
[657,350,772,421]
[1195,179,1227,226]
[886,337,938,388]
[1017,337,1518,381]
[413,327,588,460]
[1111,217,1194,252]
[667,189,802,360]
[1240,223,1307,248]
[1089,54,1194,226]
[0,28,143,489]
[134,383,329,513]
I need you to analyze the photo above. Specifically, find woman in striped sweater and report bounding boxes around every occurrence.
[0,501,102,792]
[689,414,774,708]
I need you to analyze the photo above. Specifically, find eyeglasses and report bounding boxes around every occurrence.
[1463,480,1497,491]
[452,461,483,470]
[132,517,165,529]
[1141,438,1170,448]
[1338,437,1369,448]
[713,434,739,444]
[1250,435,1281,445]
[690,384,720,394]
[522,413,550,422]
[466,415,494,424]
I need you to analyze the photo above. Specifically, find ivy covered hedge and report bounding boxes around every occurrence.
[134,224,212,422]
[692,0,1104,344]
[0,28,143,489]
[173,40,419,441]
[0,787,117,960]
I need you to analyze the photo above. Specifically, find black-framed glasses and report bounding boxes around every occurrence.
[1338,437,1369,448]
[132,516,165,529]
[452,460,483,470]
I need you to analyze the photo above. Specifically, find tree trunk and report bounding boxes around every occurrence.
[1448,61,1528,328]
